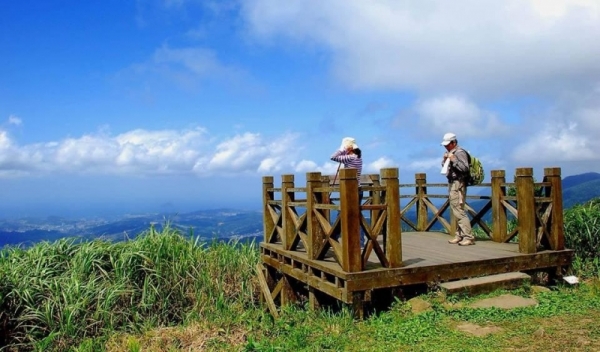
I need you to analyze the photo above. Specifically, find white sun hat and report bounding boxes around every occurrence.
[340,137,358,149]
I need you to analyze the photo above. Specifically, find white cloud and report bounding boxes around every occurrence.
[240,0,600,96]
[511,86,600,164]
[411,96,509,138]
[258,157,282,173]
[204,132,299,174]
[0,127,300,178]
[123,45,248,91]
[0,131,12,149]
[153,46,227,77]
[235,0,600,176]
[293,160,318,173]
[406,157,444,173]
[367,157,395,172]
[292,160,340,175]
[513,120,597,163]
[7,115,22,126]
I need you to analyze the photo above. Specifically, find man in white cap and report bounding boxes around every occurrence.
[441,132,475,246]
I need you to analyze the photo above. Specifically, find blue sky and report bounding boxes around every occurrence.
[1,0,600,218]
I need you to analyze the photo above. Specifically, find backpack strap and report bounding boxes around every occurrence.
[453,147,471,181]
[461,148,472,167]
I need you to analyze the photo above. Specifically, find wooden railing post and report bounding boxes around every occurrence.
[306,172,323,259]
[491,170,507,243]
[339,168,361,272]
[382,168,402,268]
[516,168,536,254]
[281,175,295,250]
[262,176,275,243]
[369,174,381,235]
[544,167,565,250]
[321,175,332,223]
[415,173,428,231]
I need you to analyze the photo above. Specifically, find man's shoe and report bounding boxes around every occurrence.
[448,237,461,244]
[458,239,475,246]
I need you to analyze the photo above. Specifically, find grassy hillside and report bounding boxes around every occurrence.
[1,200,599,351]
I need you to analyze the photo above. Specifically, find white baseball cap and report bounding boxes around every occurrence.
[441,132,457,146]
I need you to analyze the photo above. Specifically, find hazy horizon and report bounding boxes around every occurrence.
[0,198,262,220]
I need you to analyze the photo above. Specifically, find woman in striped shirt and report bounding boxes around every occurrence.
[330,137,362,180]
[331,137,364,248]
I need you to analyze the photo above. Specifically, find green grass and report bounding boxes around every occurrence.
[564,199,600,277]
[1,198,600,351]
[104,281,600,352]
[0,225,261,351]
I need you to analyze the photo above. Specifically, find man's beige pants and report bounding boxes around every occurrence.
[448,180,474,240]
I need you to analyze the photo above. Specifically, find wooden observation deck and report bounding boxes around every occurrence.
[257,167,573,318]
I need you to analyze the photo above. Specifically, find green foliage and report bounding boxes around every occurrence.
[564,198,600,277]
[0,225,260,351]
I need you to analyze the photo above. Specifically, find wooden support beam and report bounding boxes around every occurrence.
[352,292,365,320]
[369,174,381,228]
[256,263,279,319]
[491,170,508,243]
[516,168,536,254]
[281,174,295,250]
[544,167,565,250]
[416,173,428,232]
[339,168,362,272]
[262,176,275,243]
[382,168,402,268]
[306,172,323,259]
[280,276,297,307]
[309,287,321,311]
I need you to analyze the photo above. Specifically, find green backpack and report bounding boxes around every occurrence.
[462,149,484,186]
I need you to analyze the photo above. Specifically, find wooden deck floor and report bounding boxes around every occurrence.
[386,231,535,267]
[260,231,574,299]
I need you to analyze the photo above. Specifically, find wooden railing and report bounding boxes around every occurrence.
[262,167,565,272]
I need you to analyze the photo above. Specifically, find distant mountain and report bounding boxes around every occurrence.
[562,172,600,189]
[0,208,263,248]
[562,172,600,209]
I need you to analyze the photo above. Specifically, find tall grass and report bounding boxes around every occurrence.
[564,198,600,277]
[0,225,260,351]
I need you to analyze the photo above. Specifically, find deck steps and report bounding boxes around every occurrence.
[439,272,531,295]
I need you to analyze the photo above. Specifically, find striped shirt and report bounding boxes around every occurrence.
[331,150,362,181]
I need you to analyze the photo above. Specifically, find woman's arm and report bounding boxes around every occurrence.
[331,150,352,163]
